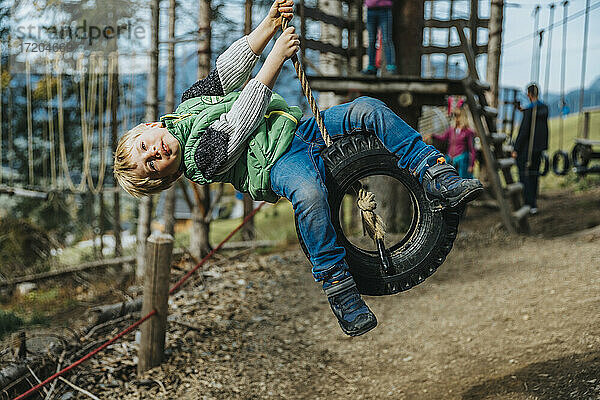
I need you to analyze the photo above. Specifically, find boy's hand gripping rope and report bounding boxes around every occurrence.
[280,18,386,245]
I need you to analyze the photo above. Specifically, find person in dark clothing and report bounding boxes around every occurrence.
[512,83,549,214]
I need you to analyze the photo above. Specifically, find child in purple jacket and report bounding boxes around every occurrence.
[426,102,476,178]
[362,0,397,75]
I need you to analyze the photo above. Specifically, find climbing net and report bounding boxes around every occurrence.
[2,52,121,193]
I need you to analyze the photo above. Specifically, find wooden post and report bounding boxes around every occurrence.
[583,111,590,139]
[138,233,173,375]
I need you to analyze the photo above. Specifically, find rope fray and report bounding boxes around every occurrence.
[357,188,386,241]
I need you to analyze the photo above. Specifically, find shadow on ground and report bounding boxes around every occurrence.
[462,351,600,400]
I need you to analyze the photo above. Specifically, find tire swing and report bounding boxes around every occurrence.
[571,142,591,170]
[552,150,570,175]
[282,20,461,296]
[552,10,571,177]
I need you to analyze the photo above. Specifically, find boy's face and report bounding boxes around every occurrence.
[132,123,181,179]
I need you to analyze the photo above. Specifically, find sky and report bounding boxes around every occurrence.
[500,0,600,94]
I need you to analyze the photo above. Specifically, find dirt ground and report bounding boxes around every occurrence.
[14,186,598,400]
[69,186,595,400]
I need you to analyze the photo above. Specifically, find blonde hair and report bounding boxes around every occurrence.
[113,123,180,198]
[453,105,470,129]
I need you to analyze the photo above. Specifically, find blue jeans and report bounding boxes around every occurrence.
[366,7,396,68]
[270,97,440,281]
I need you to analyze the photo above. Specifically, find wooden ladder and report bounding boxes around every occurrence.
[456,25,530,234]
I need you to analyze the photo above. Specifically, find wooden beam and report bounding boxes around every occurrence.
[303,6,349,29]
[455,25,479,79]
[422,44,488,55]
[425,18,489,29]
[308,79,450,94]
[0,256,133,288]
[304,38,348,57]
[0,185,48,199]
[0,250,184,288]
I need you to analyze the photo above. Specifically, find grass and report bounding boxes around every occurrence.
[535,112,599,191]
[0,309,24,339]
[0,300,55,340]
[175,200,297,249]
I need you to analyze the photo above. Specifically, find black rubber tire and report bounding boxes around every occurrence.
[571,143,592,169]
[294,131,461,296]
[551,150,570,176]
[539,152,550,177]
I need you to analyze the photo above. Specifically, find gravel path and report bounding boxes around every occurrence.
[61,188,600,400]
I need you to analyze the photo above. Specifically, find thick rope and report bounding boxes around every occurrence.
[357,188,386,241]
[57,54,93,191]
[280,17,386,242]
[56,55,78,191]
[88,53,115,194]
[281,18,332,147]
[82,53,98,190]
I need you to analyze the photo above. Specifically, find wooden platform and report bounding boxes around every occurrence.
[307,75,466,106]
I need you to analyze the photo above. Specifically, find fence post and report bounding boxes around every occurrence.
[583,111,590,139]
[137,233,173,375]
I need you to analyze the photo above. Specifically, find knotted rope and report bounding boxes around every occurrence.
[281,17,386,243]
[357,189,386,241]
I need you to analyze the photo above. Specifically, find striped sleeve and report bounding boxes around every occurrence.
[193,79,272,179]
[181,36,260,102]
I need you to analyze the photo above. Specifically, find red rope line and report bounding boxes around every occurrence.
[169,201,265,294]
[13,202,266,400]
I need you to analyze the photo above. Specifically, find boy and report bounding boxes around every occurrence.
[114,1,483,337]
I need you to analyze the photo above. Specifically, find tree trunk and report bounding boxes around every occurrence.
[188,0,213,257]
[163,0,177,237]
[189,183,212,258]
[136,197,153,281]
[486,0,504,108]
[393,1,423,76]
[318,0,343,108]
[241,194,255,240]
[111,54,122,257]
[386,2,424,232]
[137,0,160,281]
[240,0,256,241]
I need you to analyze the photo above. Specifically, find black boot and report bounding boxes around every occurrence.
[422,161,483,211]
[323,270,377,336]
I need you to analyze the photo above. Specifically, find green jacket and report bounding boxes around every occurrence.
[160,92,302,203]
